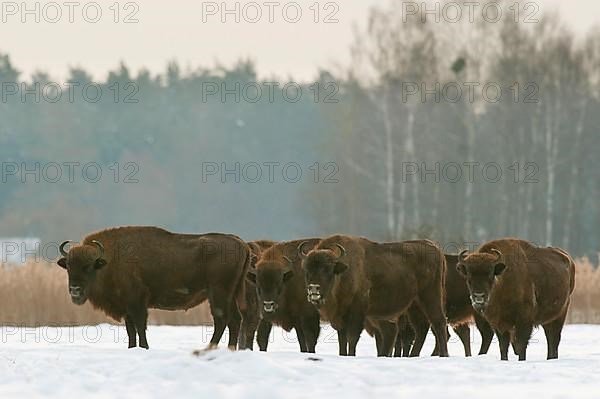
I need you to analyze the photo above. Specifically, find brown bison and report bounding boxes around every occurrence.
[428,254,495,356]
[394,254,496,357]
[247,238,322,353]
[301,235,449,356]
[57,226,250,350]
[456,238,575,360]
[238,240,277,350]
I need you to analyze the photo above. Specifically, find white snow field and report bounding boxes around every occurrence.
[1,324,599,398]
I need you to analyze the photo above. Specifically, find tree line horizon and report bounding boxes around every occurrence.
[0,2,599,262]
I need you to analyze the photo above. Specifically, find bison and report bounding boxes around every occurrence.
[57,226,250,351]
[301,235,449,357]
[247,238,322,353]
[238,239,277,350]
[456,238,575,360]
[393,254,496,357]
[429,254,495,356]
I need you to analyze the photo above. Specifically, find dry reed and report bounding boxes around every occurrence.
[0,259,598,326]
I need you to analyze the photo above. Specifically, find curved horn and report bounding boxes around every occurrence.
[297,241,310,259]
[91,240,105,258]
[282,256,293,267]
[459,249,469,262]
[59,241,73,257]
[490,248,502,263]
[334,243,346,259]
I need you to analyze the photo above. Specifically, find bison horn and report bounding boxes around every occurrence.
[298,241,310,259]
[59,240,73,257]
[490,248,502,262]
[459,249,469,262]
[282,256,293,266]
[91,240,105,258]
[334,243,346,259]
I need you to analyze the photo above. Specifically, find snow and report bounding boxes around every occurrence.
[1,324,599,398]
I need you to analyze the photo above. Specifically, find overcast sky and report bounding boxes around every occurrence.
[1,0,598,81]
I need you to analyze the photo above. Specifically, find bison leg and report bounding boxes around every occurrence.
[125,316,137,348]
[130,307,149,349]
[206,293,231,350]
[256,319,272,351]
[346,324,363,356]
[543,307,567,360]
[513,323,533,361]
[474,313,494,355]
[407,305,429,357]
[295,325,308,353]
[397,318,415,357]
[431,326,450,356]
[239,318,257,350]
[453,324,472,357]
[302,314,320,353]
[337,328,348,356]
[377,320,398,357]
[239,309,259,350]
[226,302,241,350]
[496,330,511,361]
[414,291,449,357]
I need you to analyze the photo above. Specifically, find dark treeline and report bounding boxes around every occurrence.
[0,1,599,260]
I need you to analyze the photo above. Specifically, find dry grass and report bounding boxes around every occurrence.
[0,259,598,326]
[0,262,211,326]
[566,257,600,323]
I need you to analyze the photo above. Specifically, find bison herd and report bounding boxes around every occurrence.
[56,226,576,361]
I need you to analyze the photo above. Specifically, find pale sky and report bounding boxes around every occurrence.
[0,0,598,81]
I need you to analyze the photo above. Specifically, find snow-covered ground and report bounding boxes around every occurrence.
[1,324,599,398]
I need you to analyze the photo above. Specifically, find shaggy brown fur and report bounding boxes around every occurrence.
[457,238,575,360]
[301,235,448,357]
[248,238,322,353]
[239,240,277,350]
[57,226,250,350]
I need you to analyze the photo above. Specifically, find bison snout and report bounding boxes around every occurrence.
[69,285,83,297]
[307,284,321,295]
[307,284,323,305]
[470,292,488,308]
[263,301,277,313]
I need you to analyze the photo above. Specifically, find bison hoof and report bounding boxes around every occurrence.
[192,343,218,356]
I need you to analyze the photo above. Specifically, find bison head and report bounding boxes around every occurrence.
[247,257,294,318]
[57,240,107,305]
[299,241,347,306]
[456,248,506,312]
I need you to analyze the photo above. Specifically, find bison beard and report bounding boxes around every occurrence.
[57,226,250,351]
[301,235,449,357]
[456,238,575,361]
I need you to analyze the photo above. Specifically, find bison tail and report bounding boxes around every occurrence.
[568,256,576,295]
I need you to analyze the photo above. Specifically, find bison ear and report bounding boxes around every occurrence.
[283,269,294,283]
[247,269,257,284]
[94,258,107,270]
[494,262,507,276]
[333,262,348,275]
[456,263,467,277]
[57,258,67,269]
